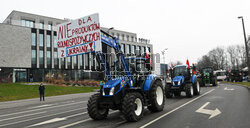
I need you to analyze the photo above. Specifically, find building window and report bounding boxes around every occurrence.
[21,20,25,26]
[79,55,83,68]
[54,35,57,48]
[121,44,125,53]
[39,51,44,67]
[85,54,89,67]
[131,45,135,54]
[48,24,52,30]
[122,35,125,41]
[67,57,71,68]
[40,22,44,29]
[137,46,141,55]
[131,37,134,42]
[61,58,65,68]
[21,19,34,27]
[141,46,145,54]
[54,52,58,67]
[47,35,51,48]
[148,47,151,52]
[32,33,36,46]
[32,50,36,66]
[126,44,130,54]
[127,36,130,42]
[47,51,51,67]
[73,55,77,68]
[39,34,44,47]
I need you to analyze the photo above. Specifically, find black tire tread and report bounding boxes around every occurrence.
[148,81,165,112]
[87,93,108,120]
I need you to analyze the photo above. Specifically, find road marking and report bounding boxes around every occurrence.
[195,102,221,119]
[27,112,87,127]
[140,89,215,128]
[224,87,234,90]
[28,104,53,109]
[58,111,119,128]
[0,107,87,127]
[0,111,47,122]
[0,100,87,118]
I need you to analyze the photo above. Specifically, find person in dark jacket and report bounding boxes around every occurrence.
[39,83,45,101]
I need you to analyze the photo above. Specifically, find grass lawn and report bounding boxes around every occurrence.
[0,83,99,102]
[223,81,250,87]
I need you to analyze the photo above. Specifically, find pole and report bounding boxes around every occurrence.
[238,16,250,80]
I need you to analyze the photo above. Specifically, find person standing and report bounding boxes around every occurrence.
[39,83,45,101]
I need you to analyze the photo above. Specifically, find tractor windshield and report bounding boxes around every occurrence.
[173,66,187,77]
[202,68,213,74]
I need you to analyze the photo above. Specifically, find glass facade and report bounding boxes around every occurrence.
[121,44,125,53]
[131,45,135,54]
[85,54,89,67]
[141,46,145,54]
[54,52,58,67]
[21,19,34,27]
[73,56,77,67]
[40,22,44,29]
[32,50,36,66]
[48,24,52,30]
[47,35,51,48]
[39,34,44,47]
[67,57,71,68]
[32,33,36,46]
[54,35,57,48]
[126,44,130,54]
[47,51,51,67]
[79,55,83,67]
[39,51,44,66]
[61,58,65,68]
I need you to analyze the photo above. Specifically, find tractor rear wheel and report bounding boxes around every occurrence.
[165,83,173,98]
[87,93,109,120]
[122,92,144,122]
[148,81,165,112]
[185,83,194,98]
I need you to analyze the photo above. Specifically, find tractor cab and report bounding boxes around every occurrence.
[112,57,151,87]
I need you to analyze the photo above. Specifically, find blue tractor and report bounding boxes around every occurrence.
[165,65,200,98]
[87,30,165,122]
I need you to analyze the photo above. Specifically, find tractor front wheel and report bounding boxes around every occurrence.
[185,83,194,98]
[122,92,144,122]
[193,81,200,95]
[148,81,165,112]
[87,94,109,120]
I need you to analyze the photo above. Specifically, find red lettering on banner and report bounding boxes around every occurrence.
[87,16,92,22]
[67,23,72,38]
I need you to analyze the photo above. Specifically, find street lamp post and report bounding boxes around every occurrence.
[238,16,250,79]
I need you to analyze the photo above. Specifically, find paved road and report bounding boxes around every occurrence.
[0,83,249,128]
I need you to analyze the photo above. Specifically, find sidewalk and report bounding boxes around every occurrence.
[0,92,97,109]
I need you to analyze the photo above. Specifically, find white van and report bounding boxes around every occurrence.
[214,70,227,81]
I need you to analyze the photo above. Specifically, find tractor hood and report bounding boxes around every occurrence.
[102,77,127,96]
[104,78,124,88]
[172,76,184,86]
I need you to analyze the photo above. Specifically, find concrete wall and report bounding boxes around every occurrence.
[0,23,31,68]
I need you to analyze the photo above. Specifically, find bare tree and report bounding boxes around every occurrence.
[208,47,226,70]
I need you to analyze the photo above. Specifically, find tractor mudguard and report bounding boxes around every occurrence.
[192,75,196,84]
[143,74,161,91]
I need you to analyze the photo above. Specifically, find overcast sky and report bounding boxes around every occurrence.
[1,0,250,64]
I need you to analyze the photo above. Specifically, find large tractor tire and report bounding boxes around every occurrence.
[185,83,194,98]
[122,92,144,122]
[148,81,165,112]
[87,93,109,120]
[193,80,200,96]
[165,83,173,98]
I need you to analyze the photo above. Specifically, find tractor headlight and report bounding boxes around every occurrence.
[178,81,180,85]
[102,89,105,96]
[110,87,115,95]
